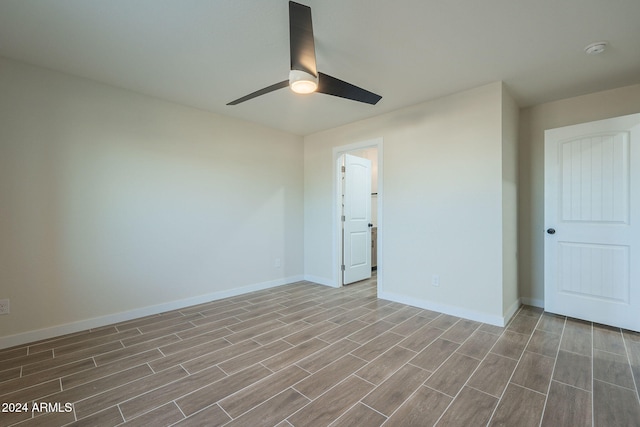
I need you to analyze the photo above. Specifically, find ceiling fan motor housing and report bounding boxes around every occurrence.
[289,69,318,93]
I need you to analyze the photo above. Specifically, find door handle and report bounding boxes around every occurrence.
[547,228,556,235]
[368,223,374,228]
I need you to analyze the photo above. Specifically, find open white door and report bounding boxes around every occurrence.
[343,153,372,285]
[544,113,640,331]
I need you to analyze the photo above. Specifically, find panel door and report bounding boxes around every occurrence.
[544,113,640,331]
[343,154,372,285]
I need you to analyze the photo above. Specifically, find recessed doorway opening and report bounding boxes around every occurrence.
[332,138,383,292]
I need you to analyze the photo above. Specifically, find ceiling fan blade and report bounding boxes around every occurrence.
[317,72,382,105]
[289,1,317,76]
[226,80,289,105]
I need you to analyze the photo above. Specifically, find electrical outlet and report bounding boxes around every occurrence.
[274,258,281,268]
[432,275,440,287]
[0,299,9,315]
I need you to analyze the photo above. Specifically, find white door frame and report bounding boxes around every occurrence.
[332,138,383,290]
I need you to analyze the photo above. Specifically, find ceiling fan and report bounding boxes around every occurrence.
[227,1,382,106]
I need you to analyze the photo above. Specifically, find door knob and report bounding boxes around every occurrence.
[547,228,556,235]
[368,223,374,228]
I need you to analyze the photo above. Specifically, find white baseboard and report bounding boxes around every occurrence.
[303,275,338,288]
[378,291,512,327]
[520,297,544,308]
[0,275,304,350]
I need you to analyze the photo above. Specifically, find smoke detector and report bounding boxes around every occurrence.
[584,42,607,55]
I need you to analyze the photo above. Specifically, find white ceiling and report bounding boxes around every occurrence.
[1,0,639,136]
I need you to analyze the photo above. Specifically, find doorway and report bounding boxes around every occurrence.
[333,138,383,290]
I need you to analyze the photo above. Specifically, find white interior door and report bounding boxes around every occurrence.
[544,113,640,331]
[343,154,372,285]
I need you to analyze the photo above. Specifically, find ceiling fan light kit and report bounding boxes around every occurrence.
[289,69,318,94]
[227,1,381,106]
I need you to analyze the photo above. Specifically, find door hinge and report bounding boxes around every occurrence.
[341,264,345,271]
[341,166,346,173]
[341,215,345,222]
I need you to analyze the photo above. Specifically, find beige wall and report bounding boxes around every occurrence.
[518,83,640,306]
[304,82,518,324]
[0,57,304,346]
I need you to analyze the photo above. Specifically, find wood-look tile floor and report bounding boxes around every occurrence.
[2,277,640,426]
